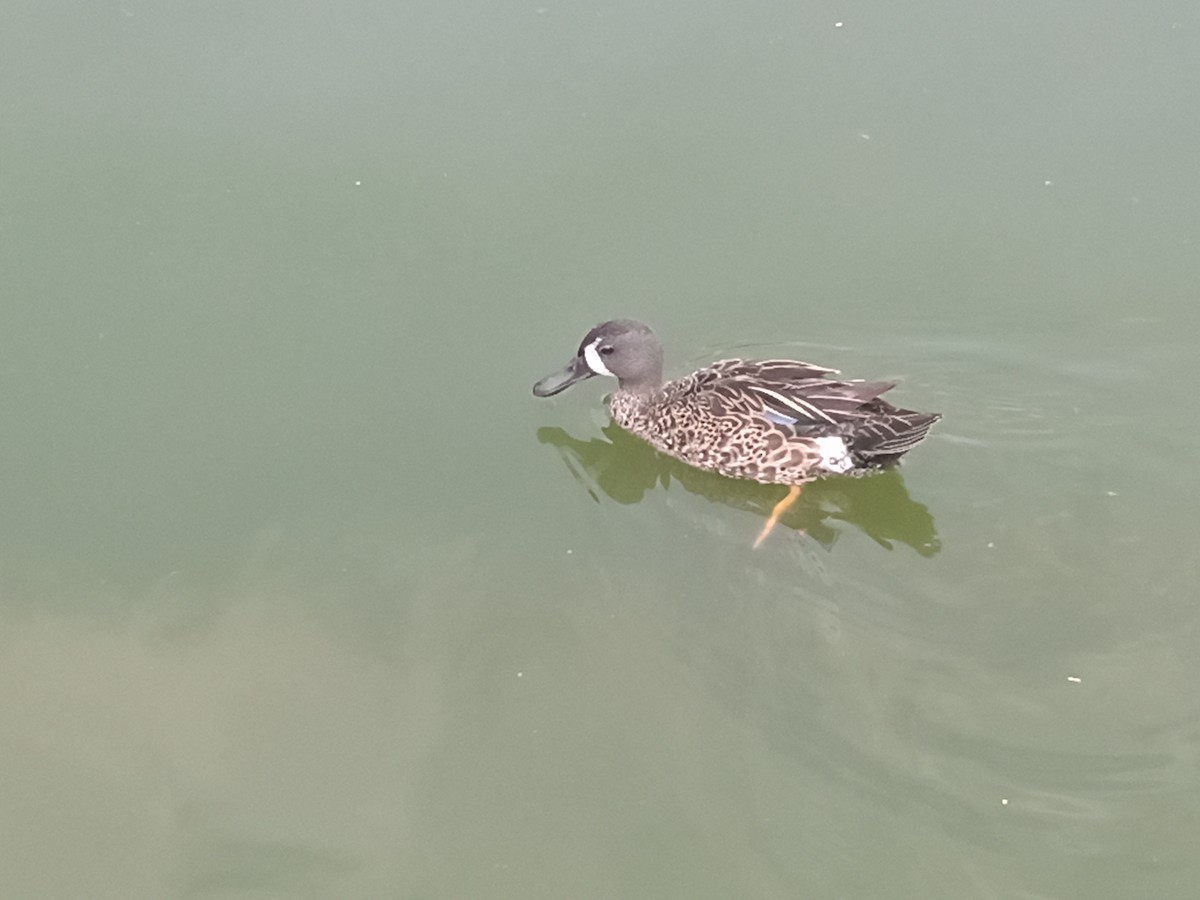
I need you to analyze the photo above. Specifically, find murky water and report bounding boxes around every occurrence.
[2,2,1198,898]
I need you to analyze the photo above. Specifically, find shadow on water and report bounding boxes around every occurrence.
[536,423,940,557]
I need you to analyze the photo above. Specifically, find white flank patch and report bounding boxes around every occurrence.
[814,436,852,473]
[582,339,613,376]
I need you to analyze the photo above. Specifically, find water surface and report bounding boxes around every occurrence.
[2,2,1198,898]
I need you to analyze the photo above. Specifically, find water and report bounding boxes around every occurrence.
[2,2,1198,897]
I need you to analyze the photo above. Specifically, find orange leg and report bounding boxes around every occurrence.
[753,484,802,548]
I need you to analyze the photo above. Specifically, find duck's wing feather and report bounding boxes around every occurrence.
[685,359,897,429]
[738,379,898,427]
[703,358,840,381]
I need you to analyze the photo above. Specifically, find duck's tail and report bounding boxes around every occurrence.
[852,409,941,467]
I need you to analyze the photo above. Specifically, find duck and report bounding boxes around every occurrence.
[533,318,940,547]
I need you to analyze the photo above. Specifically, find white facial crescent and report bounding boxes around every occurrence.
[582,338,613,376]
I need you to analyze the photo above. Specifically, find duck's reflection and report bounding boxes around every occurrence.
[537,424,940,556]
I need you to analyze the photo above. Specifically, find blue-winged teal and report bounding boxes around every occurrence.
[533,319,940,546]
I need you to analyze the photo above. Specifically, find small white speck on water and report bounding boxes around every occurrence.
[1044,180,1054,186]
[858,133,871,140]
[1105,491,1118,497]
[1001,798,1008,806]
[517,672,523,678]
[834,21,844,27]
[1067,675,1081,683]
[566,549,573,554]
[986,542,995,549]
[354,180,362,186]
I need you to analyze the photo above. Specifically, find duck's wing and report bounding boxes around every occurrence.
[687,359,896,429]
[704,358,840,381]
[737,378,898,427]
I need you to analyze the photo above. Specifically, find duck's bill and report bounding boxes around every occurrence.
[532,356,595,397]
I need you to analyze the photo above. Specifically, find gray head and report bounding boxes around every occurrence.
[532,319,665,398]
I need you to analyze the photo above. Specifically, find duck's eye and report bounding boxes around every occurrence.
[599,346,615,356]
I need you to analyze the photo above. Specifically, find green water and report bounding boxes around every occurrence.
[2,2,1198,898]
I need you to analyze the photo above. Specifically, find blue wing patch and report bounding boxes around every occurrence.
[761,408,798,426]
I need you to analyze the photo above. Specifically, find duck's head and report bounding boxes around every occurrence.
[532,319,665,397]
